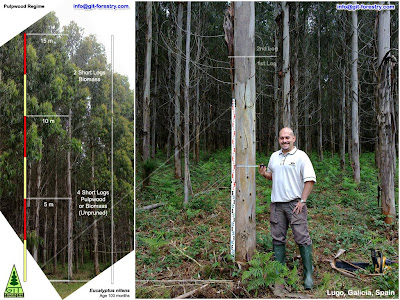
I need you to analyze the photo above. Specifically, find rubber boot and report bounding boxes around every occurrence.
[298,244,313,290]
[272,244,286,290]
[273,244,286,265]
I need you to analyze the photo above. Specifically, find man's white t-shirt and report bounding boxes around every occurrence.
[267,147,316,203]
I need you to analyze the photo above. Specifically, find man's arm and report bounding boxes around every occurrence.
[301,181,314,201]
[293,181,314,214]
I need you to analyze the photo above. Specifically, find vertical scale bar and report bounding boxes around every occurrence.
[23,32,27,282]
[111,35,114,284]
[230,99,236,259]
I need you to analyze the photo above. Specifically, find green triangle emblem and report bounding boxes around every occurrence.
[4,265,24,298]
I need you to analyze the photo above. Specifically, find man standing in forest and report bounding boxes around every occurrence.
[258,127,316,290]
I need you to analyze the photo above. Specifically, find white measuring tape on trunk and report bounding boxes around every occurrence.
[230,99,236,259]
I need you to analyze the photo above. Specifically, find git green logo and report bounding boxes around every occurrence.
[4,265,24,298]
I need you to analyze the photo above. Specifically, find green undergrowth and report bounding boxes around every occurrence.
[44,256,111,298]
[136,149,398,298]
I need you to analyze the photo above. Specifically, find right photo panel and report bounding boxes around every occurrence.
[135,1,399,299]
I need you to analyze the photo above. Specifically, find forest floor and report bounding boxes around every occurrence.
[47,260,110,298]
[135,149,398,298]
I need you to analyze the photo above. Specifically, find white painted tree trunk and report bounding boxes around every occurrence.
[234,1,256,262]
[351,5,361,183]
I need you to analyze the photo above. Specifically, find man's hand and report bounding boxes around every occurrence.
[258,164,267,177]
[292,201,306,214]
[258,165,272,180]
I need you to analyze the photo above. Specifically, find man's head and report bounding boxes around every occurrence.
[279,127,296,153]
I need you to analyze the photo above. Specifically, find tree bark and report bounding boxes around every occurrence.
[340,62,346,171]
[274,3,280,150]
[234,1,256,262]
[174,3,183,179]
[293,2,299,143]
[53,158,58,273]
[282,1,290,128]
[152,5,159,159]
[92,147,99,275]
[33,146,42,263]
[317,4,323,161]
[377,5,396,224]
[67,108,73,280]
[142,2,152,162]
[184,2,193,207]
[351,5,361,183]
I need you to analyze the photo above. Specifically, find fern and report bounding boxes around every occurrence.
[242,251,298,293]
[141,236,168,256]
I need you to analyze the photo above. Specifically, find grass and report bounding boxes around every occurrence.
[136,149,398,298]
[51,282,86,299]
[43,258,112,298]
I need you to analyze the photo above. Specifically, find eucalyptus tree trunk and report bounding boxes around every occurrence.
[317,4,323,161]
[174,3,183,179]
[92,147,99,275]
[183,2,193,206]
[282,1,290,128]
[293,2,299,143]
[67,108,73,280]
[274,2,280,150]
[152,5,159,159]
[234,1,256,262]
[53,158,58,273]
[341,62,346,171]
[33,145,42,263]
[142,2,152,162]
[377,5,396,224]
[193,21,203,165]
[351,5,361,183]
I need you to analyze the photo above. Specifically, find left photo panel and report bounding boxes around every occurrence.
[0,1,134,299]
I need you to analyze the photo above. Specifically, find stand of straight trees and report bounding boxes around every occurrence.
[0,12,134,278]
[136,1,397,259]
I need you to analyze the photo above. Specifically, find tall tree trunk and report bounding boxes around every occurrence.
[43,197,48,264]
[341,62,346,171]
[193,25,202,165]
[33,146,42,263]
[195,80,200,164]
[67,108,73,280]
[317,4,323,161]
[92,147,99,275]
[142,2,152,162]
[377,5,396,224]
[53,160,58,273]
[346,70,352,163]
[152,6,159,159]
[62,207,66,269]
[293,2,299,143]
[351,5,361,183]
[234,1,256,262]
[174,3,183,179]
[282,1,290,128]
[184,2,193,207]
[274,2,280,150]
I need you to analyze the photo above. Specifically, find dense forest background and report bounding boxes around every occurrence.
[0,11,134,295]
[136,2,398,298]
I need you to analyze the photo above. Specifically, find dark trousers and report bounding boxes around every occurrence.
[270,200,312,246]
